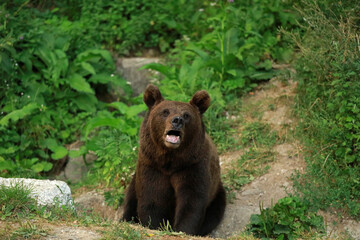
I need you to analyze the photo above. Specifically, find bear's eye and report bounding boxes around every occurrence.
[162,109,170,117]
[183,113,190,120]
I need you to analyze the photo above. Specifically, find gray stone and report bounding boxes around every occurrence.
[74,190,123,221]
[60,141,97,184]
[116,57,160,96]
[0,177,73,208]
[64,156,97,184]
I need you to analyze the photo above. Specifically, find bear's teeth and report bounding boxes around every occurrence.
[166,135,180,144]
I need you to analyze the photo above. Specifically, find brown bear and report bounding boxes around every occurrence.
[122,84,226,236]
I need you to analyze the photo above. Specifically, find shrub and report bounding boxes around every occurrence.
[0,4,131,176]
[77,0,208,55]
[86,128,139,208]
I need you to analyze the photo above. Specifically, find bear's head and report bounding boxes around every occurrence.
[143,84,210,150]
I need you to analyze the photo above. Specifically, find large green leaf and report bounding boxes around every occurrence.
[68,146,87,158]
[43,138,57,151]
[224,27,240,55]
[107,102,128,114]
[108,102,147,118]
[31,161,53,172]
[51,146,68,160]
[55,49,69,76]
[250,71,275,80]
[83,117,125,140]
[66,74,94,94]
[76,49,114,67]
[0,157,15,171]
[0,147,16,155]
[186,43,210,60]
[81,62,96,75]
[0,103,38,127]
[140,63,175,80]
[73,94,98,112]
[125,104,147,118]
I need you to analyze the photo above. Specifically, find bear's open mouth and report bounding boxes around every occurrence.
[165,130,181,145]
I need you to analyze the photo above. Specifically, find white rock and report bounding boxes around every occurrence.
[0,177,74,208]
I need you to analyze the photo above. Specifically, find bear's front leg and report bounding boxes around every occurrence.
[137,165,174,229]
[170,165,209,236]
[123,174,138,222]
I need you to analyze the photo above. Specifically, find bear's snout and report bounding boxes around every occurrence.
[171,116,184,129]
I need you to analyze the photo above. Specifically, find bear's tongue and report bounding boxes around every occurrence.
[166,134,180,144]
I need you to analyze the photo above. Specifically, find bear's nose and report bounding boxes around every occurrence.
[171,116,184,129]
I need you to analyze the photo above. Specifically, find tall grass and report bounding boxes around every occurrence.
[289,0,360,217]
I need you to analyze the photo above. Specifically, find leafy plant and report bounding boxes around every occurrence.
[85,128,140,208]
[247,196,325,239]
[76,0,209,55]
[0,4,131,176]
[11,221,48,239]
[142,0,297,111]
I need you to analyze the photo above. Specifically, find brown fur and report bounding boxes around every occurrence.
[122,85,226,236]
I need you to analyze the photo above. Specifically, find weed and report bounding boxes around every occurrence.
[0,182,37,219]
[11,221,48,239]
[158,219,185,236]
[241,122,278,148]
[268,104,276,111]
[247,196,325,239]
[103,222,145,240]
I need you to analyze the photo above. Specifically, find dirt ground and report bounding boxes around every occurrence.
[212,78,360,239]
[43,78,360,239]
[212,78,306,238]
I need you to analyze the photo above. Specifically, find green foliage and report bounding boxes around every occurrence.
[205,0,296,95]
[86,128,139,208]
[247,196,325,239]
[69,0,208,55]
[143,0,297,108]
[0,0,297,179]
[288,0,360,217]
[0,4,131,176]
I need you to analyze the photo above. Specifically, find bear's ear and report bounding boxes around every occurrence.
[190,90,210,114]
[143,84,164,109]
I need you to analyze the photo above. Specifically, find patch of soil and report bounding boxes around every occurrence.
[45,225,102,240]
[213,78,306,238]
